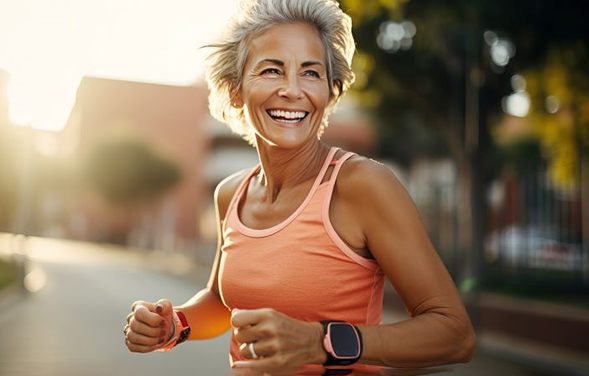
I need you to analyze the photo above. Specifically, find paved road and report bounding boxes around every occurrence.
[0,238,231,376]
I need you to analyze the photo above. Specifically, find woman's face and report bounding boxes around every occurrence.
[237,22,332,149]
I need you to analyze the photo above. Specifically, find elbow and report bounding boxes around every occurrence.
[454,326,476,363]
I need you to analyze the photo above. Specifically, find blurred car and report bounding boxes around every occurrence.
[485,225,583,271]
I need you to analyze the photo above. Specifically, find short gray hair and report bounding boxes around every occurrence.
[204,0,356,145]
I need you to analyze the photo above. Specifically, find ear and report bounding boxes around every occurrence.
[229,82,244,108]
[328,80,343,107]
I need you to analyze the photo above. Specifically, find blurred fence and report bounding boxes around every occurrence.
[484,160,586,293]
[411,157,587,296]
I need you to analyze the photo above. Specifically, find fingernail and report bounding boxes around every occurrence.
[156,305,163,314]
[158,338,164,344]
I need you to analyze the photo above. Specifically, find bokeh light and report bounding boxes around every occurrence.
[377,20,416,53]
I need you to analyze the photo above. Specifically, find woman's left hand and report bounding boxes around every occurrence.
[231,308,326,375]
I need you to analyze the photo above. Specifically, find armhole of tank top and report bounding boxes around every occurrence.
[321,153,381,271]
[221,167,258,234]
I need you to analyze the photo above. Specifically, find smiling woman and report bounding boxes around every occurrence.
[205,0,355,146]
[236,22,333,149]
[123,1,476,374]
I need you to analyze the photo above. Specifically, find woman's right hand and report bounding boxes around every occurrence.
[124,299,175,353]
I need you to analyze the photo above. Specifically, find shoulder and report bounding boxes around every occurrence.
[336,154,408,204]
[214,168,252,220]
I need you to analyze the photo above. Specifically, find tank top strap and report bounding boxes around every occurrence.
[314,146,340,188]
[326,151,356,187]
[224,165,260,229]
[224,146,339,235]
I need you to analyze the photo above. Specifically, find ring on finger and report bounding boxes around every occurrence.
[247,342,258,359]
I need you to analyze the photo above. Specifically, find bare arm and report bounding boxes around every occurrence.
[174,170,248,340]
[340,159,476,367]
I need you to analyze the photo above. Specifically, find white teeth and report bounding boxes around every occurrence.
[268,109,307,120]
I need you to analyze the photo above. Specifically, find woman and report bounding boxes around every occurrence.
[124,0,476,374]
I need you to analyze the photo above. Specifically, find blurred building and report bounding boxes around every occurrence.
[60,77,210,251]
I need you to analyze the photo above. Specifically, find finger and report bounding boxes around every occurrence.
[129,317,167,338]
[234,325,260,345]
[134,306,165,327]
[155,299,173,317]
[127,329,165,347]
[125,338,160,353]
[238,338,280,360]
[231,308,272,329]
[126,312,133,324]
[131,300,157,313]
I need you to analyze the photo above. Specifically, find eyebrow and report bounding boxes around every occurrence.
[253,58,324,70]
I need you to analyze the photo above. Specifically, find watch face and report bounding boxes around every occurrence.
[329,323,360,358]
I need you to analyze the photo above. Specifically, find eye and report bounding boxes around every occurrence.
[260,68,281,76]
[303,70,320,78]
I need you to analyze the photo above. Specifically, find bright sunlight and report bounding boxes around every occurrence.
[0,0,237,132]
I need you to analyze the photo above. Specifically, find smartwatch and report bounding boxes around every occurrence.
[320,321,363,366]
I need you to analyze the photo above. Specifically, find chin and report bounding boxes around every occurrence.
[256,129,318,150]
[260,138,307,150]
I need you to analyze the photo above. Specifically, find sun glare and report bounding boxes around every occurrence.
[0,0,238,132]
[7,73,82,132]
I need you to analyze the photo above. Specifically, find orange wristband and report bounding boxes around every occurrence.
[155,310,191,352]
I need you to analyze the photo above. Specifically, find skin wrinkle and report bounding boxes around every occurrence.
[407,293,472,342]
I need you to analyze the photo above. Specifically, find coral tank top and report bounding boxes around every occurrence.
[218,147,385,364]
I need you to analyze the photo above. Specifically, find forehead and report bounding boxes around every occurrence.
[246,22,326,66]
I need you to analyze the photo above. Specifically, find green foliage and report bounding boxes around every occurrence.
[82,138,182,205]
[500,136,543,174]
[525,46,589,189]
[341,0,406,23]
[0,258,18,291]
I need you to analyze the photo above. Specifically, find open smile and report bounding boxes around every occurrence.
[266,109,309,125]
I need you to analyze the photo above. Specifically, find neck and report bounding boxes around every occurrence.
[254,139,331,203]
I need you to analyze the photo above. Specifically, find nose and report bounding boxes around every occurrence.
[277,73,303,99]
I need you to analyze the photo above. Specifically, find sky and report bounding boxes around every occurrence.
[0,0,237,132]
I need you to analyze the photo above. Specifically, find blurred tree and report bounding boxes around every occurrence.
[82,138,181,206]
[524,47,589,189]
[339,0,589,289]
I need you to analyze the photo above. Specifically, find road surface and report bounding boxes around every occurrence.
[0,237,230,376]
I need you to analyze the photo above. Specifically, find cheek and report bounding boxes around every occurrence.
[302,82,330,108]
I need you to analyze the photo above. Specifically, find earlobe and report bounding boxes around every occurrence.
[232,97,244,108]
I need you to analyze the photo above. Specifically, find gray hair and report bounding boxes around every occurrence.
[204,0,356,145]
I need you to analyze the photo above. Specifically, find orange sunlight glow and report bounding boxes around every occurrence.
[0,0,237,132]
